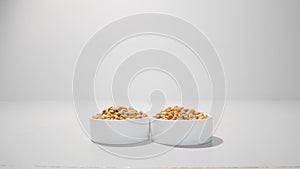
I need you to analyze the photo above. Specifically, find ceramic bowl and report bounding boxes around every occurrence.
[151,116,212,146]
[90,117,150,145]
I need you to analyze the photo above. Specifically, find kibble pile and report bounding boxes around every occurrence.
[92,106,148,120]
[153,106,208,120]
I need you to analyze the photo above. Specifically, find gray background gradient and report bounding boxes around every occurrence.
[1,0,300,101]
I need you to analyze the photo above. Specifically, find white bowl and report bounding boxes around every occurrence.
[90,117,150,145]
[151,116,212,146]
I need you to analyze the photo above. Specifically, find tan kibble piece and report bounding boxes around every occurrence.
[153,106,209,120]
[92,106,148,120]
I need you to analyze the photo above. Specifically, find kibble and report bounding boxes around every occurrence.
[154,106,208,120]
[92,106,148,120]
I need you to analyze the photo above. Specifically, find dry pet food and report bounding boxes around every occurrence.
[92,106,148,120]
[153,106,208,120]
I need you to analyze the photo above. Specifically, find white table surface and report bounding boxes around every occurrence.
[0,100,299,169]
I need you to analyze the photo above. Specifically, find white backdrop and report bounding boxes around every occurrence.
[1,0,300,101]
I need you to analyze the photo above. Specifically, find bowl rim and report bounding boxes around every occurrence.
[89,116,150,122]
[90,115,212,122]
[150,115,212,122]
